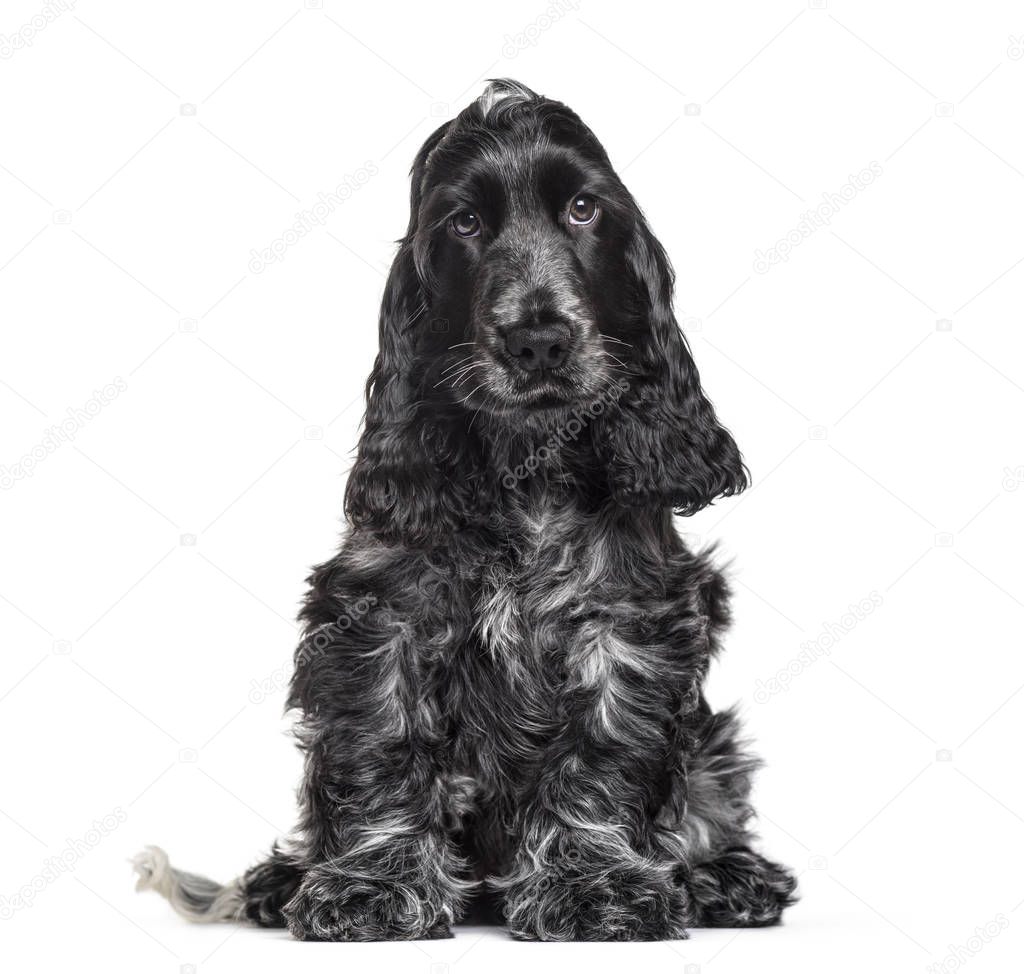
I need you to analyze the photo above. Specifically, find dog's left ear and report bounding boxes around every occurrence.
[596,216,748,515]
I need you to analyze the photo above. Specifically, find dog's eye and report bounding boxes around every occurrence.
[568,195,599,226]
[451,211,481,238]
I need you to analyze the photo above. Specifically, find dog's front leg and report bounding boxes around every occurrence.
[498,631,691,941]
[281,596,469,942]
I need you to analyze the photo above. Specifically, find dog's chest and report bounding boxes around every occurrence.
[474,500,608,663]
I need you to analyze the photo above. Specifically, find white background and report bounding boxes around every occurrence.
[2,1,1023,971]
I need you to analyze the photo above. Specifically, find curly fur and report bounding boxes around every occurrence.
[135,79,795,941]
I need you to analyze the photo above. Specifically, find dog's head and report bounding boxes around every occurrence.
[346,80,747,543]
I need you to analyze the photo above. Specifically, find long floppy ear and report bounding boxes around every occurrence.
[596,216,748,515]
[344,123,492,545]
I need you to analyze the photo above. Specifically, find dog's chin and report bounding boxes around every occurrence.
[514,375,577,409]
[484,367,607,425]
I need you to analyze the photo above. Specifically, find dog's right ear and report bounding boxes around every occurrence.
[344,121,491,545]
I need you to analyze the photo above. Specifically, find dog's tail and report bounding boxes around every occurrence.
[132,844,302,926]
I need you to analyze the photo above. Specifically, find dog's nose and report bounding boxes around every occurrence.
[505,324,571,371]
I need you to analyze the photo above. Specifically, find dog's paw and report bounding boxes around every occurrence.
[502,859,690,941]
[684,848,797,927]
[283,868,454,942]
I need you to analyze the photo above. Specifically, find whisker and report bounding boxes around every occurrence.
[456,383,485,408]
[441,363,482,389]
[440,354,476,376]
[601,349,639,378]
[602,350,629,370]
[447,341,477,351]
[432,363,478,389]
[468,398,487,435]
[453,365,483,387]
[599,333,633,348]
[604,366,637,380]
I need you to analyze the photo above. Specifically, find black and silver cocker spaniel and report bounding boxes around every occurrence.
[134,79,796,942]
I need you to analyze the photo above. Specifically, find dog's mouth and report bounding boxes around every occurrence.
[470,348,609,419]
[505,380,576,413]
[506,361,576,392]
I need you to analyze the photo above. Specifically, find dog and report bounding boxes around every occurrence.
[133,79,796,942]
